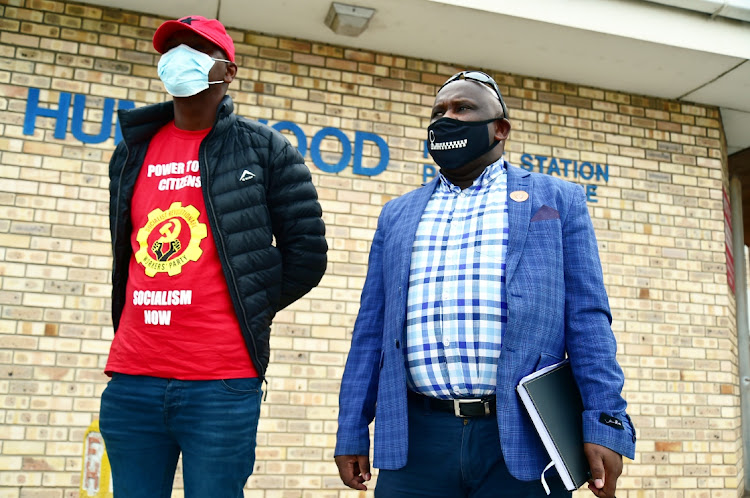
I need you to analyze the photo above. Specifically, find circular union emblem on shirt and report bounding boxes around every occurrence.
[135,202,207,277]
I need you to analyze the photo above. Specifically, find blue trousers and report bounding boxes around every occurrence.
[374,395,571,497]
[99,373,262,498]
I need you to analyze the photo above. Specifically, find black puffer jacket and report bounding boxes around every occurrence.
[109,96,327,379]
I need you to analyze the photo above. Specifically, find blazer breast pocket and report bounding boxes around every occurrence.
[529,205,561,232]
[528,218,561,232]
[530,205,559,222]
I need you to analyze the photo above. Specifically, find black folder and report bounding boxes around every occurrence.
[517,360,590,493]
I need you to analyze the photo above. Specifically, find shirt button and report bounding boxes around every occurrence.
[444,340,450,347]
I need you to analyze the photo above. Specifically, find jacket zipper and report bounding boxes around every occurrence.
[199,130,265,380]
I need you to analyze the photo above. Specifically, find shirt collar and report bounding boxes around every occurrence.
[438,157,506,193]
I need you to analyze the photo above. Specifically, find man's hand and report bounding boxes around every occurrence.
[335,454,371,490]
[584,443,622,498]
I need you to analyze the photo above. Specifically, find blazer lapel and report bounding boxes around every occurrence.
[394,178,439,291]
[393,170,530,284]
[382,178,439,346]
[505,165,532,282]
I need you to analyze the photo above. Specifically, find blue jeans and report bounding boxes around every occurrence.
[99,374,262,498]
[374,395,571,497]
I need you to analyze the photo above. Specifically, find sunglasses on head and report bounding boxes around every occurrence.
[438,71,509,119]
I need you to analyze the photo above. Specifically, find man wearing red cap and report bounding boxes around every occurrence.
[99,16,327,497]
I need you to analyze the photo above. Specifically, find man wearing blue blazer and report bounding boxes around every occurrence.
[334,71,635,498]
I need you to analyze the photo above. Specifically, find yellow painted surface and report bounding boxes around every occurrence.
[80,420,113,498]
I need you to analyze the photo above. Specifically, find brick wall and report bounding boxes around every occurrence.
[0,0,738,496]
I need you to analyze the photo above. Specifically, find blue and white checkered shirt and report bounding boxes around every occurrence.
[405,158,509,400]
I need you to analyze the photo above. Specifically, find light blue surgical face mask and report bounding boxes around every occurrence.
[157,44,230,97]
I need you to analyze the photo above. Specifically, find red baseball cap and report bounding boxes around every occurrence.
[153,15,235,62]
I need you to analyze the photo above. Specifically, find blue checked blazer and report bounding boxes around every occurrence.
[335,164,636,481]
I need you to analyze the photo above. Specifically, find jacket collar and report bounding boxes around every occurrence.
[117,95,235,147]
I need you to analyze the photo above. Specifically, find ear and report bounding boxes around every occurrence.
[223,62,238,84]
[493,118,511,142]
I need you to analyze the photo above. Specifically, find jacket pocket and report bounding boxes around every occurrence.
[528,218,561,232]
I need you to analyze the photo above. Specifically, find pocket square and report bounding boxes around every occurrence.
[530,205,560,222]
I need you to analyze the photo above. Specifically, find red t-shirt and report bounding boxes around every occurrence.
[106,122,258,380]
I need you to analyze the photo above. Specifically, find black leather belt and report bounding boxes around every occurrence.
[407,390,496,418]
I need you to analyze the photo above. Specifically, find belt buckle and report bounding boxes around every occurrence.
[453,399,490,418]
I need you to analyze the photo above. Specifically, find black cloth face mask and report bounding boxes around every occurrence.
[427,117,501,170]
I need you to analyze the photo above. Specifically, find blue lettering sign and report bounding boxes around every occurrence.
[423,164,437,183]
[24,88,70,139]
[20,87,612,189]
[353,132,389,176]
[520,153,534,171]
[579,162,594,180]
[547,157,560,177]
[596,164,609,182]
[264,119,389,176]
[560,158,573,176]
[24,87,134,144]
[310,127,352,174]
[71,94,115,143]
[586,184,598,203]
[534,155,547,174]
[515,154,608,203]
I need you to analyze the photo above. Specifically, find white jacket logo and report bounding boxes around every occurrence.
[429,130,467,151]
[240,170,255,182]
